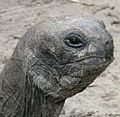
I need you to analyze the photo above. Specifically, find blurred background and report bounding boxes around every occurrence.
[0,0,120,117]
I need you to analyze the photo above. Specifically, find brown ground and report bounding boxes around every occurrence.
[0,0,120,117]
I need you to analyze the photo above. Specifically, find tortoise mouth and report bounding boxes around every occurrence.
[71,55,114,66]
[63,55,114,78]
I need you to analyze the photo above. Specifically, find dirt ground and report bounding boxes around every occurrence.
[0,0,120,117]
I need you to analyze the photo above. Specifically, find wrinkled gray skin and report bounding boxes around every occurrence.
[0,16,114,117]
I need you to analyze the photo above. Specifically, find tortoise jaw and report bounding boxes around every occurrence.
[73,55,113,65]
[73,55,103,62]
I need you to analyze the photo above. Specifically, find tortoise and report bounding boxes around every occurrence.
[0,16,114,117]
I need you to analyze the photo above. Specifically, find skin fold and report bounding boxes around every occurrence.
[0,16,114,117]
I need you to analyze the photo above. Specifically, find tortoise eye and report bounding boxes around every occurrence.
[64,33,87,48]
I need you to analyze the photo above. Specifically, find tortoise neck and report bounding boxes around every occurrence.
[23,74,65,117]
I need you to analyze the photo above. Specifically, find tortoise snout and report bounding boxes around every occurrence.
[105,39,114,62]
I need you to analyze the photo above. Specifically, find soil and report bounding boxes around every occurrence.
[0,0,120,117]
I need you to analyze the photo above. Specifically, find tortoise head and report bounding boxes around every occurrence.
[23,16,114,102]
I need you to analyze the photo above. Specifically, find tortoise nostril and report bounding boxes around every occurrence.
[105,40,114,62]
[105,54,111,62]
[106,40,114,52]
[106,39,113,45]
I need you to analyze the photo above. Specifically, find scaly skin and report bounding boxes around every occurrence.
[0,16,114,117]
